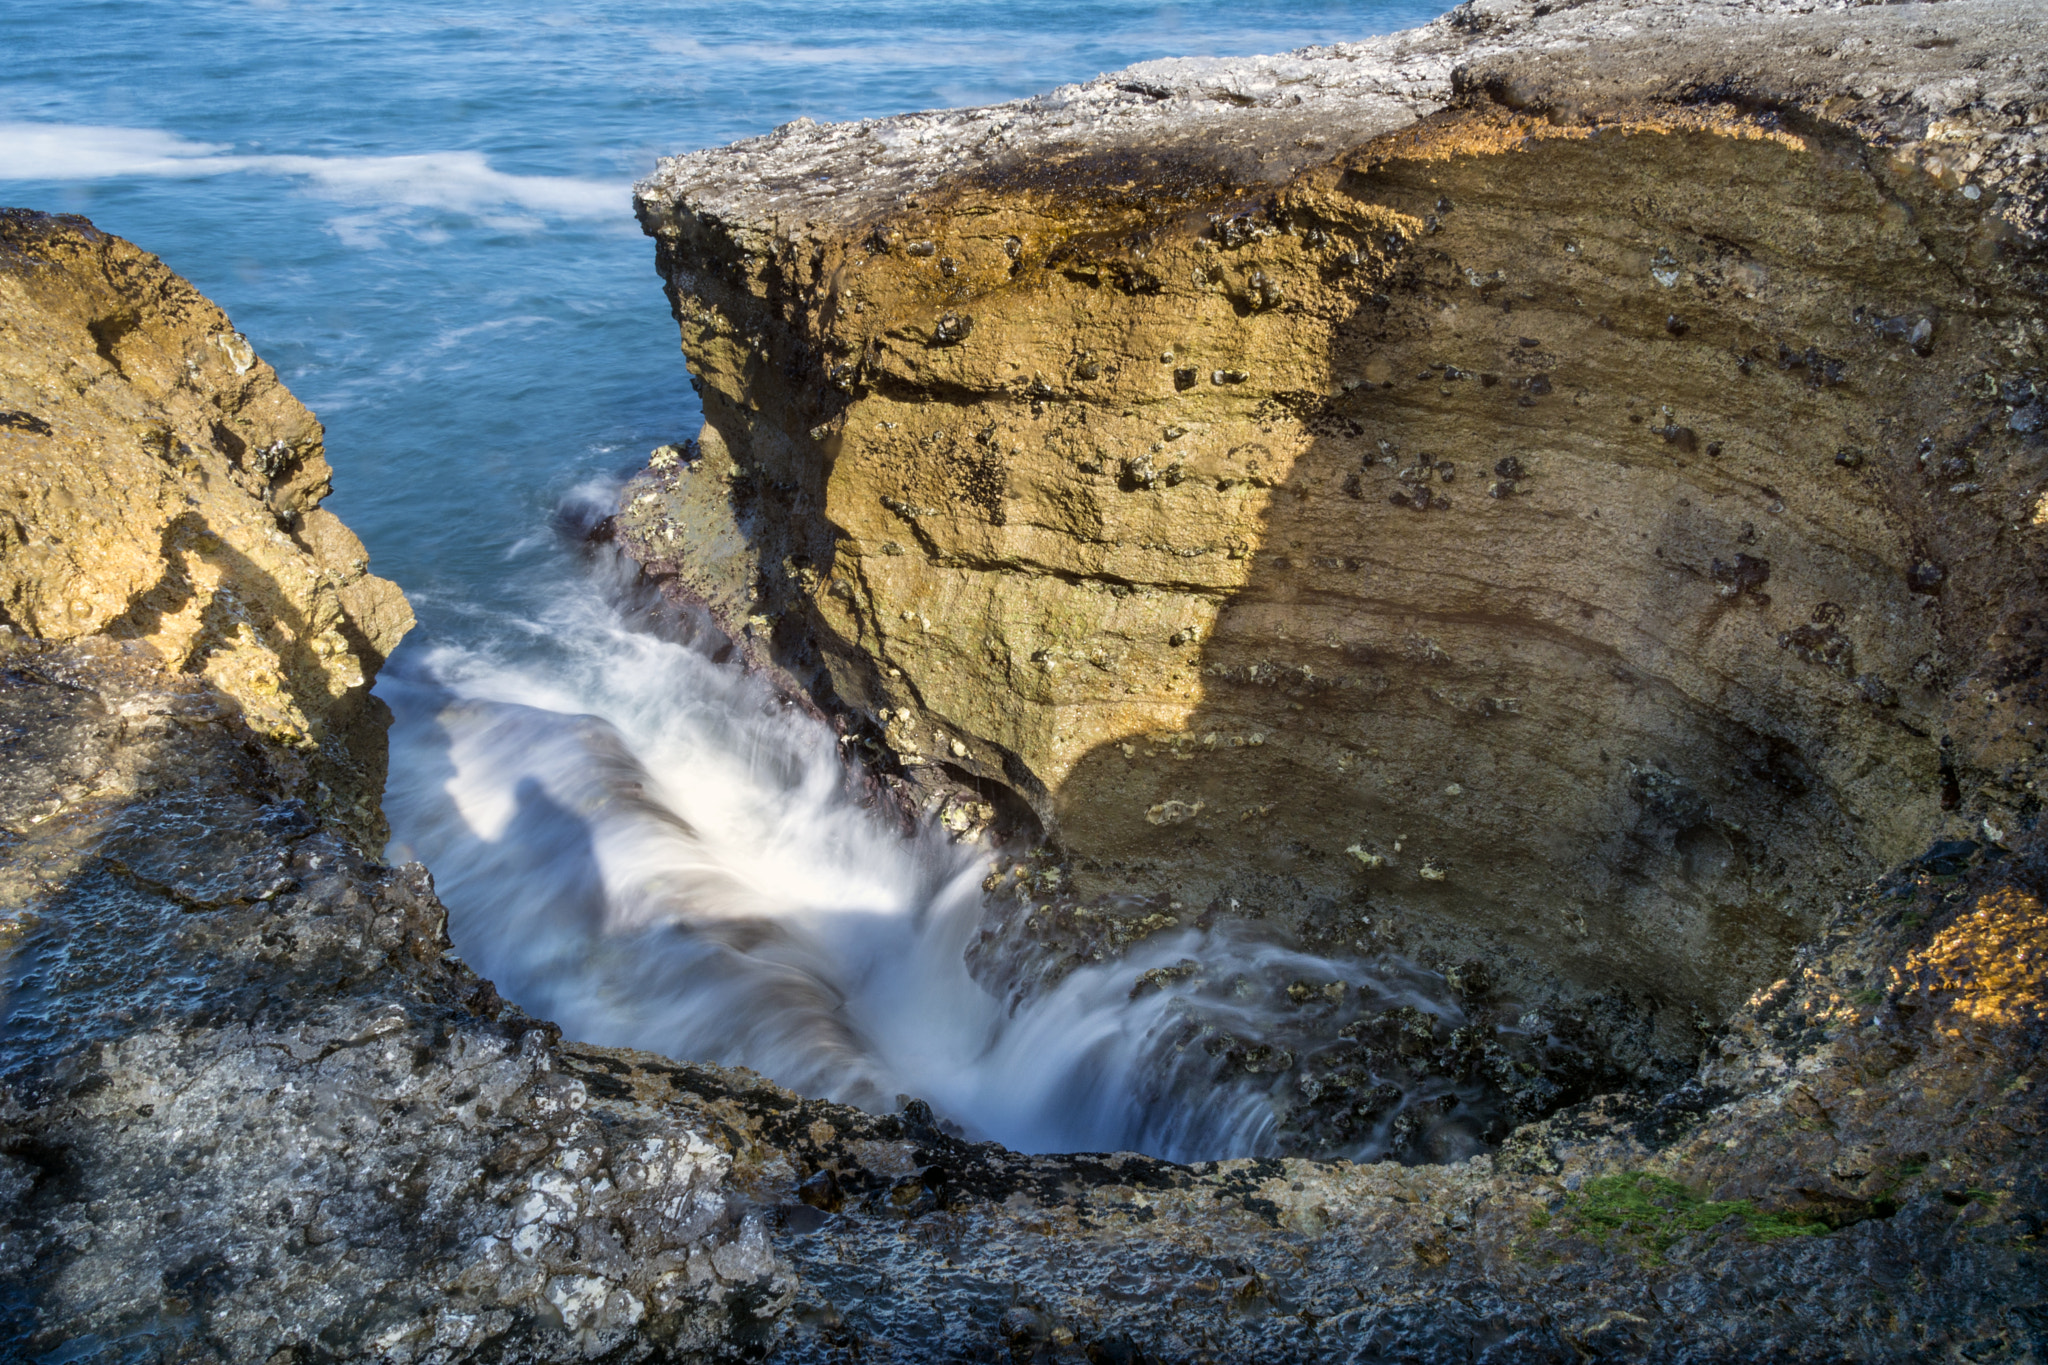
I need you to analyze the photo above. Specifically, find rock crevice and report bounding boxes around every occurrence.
[1,0,2046,1356]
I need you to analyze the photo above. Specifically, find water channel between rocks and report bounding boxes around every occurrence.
[0,0,1457,1167]
[382,489,1593,1165]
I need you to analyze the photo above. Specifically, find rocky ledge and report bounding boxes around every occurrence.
[626,0,2043,1352]
[2,0,2047,1360]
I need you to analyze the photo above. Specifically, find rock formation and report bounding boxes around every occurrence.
[0,211,413,846]
[3,0,2048,1357]
[0,213,790,1359]
[625,0,2045,1352]
[628,0,2048,1068]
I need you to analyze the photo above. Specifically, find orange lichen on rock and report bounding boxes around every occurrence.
[1897,887,2048,1030]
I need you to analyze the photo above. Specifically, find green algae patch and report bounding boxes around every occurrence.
[1558,1173,1830,1258]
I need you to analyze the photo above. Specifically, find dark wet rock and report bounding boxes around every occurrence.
[1909,560,1948,594]
[0,639,792,1360]
[8,610,2041,1361]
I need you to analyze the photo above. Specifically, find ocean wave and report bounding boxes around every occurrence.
[0,122,623,218]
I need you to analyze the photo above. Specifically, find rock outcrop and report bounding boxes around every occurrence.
[5,0,2048,1356]
[628,0,2048,1065]
[0,213,796,1359]
[0,210,412,844]
[5,595,2045,1360]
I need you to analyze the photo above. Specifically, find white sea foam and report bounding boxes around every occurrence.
[377,489,1499,1162]
[0,123,622,218]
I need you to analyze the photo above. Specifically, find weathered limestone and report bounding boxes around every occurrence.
[627,0,2048,1057]
[0,210,412,844]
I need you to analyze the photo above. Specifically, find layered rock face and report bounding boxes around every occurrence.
[629,0,2048,1056]
[4,0,2048,1357]
[0,211,413,843]
[5,599,2046,1360]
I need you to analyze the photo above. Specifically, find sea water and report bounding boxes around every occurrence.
[2,0,1462,1160]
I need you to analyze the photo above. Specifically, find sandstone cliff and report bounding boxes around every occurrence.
[0,210,414,843]
[3,0,2048,1356]
[628,0,2048,1060]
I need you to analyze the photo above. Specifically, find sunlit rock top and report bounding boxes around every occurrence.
[638,0,2046,239]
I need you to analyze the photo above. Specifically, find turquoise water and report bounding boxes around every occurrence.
[3,0,1478,1160]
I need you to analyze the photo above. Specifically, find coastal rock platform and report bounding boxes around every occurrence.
[629,0,2048,1047]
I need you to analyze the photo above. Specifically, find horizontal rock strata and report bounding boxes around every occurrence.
[628,0,2048,1057]
[4,0,2048,1355]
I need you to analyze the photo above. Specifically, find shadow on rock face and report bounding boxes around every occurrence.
[0,635,794,1361]
[0,210,790,1359]
[1049,123,2035,1059]
[600,3,2048,1353]
[0,208,414,851]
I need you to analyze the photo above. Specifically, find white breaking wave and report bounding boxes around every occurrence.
[378,491,1495,1162]
[0,123,622,217]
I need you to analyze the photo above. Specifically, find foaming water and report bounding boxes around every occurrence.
[383,490,1506,1163]
[6,0,1464,1163]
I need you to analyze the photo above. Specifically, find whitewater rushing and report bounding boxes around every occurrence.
[3,0,1465,1168]
[380,486,1501,1162]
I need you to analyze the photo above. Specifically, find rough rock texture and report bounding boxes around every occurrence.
[628,0,2048,1059]
[4,617,2045,1359]
[0,216,793,1359]
[0,210,412,845]
[2,631,2043,1362]
[0,635,797,1359]
[7,0,2048,1356]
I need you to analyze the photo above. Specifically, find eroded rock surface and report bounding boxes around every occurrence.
[0,210,412,845]
[0,215,791,1359]
[611,0,2048,1353]
[3,619,2045,1358]
[6,0,2048,1355]
[629,0,2048,1059]
[0,636,796,1359]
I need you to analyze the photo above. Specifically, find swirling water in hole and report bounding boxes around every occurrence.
[0,0,1507,1161]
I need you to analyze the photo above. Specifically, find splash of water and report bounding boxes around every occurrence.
[382,489,1521,1163]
